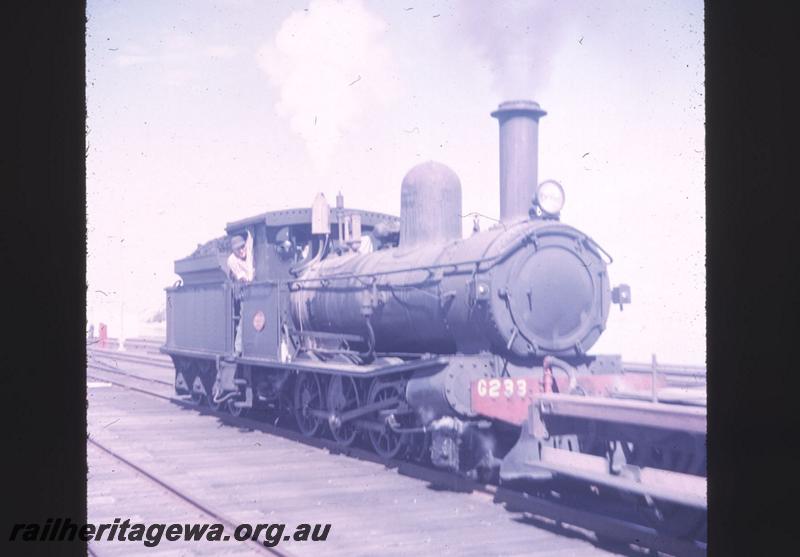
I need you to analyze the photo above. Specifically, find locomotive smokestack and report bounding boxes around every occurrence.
[491,100,547,222]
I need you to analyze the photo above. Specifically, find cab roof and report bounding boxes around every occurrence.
[225,207,399,234]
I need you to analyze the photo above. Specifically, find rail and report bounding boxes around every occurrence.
[88,439,291,557]
[622,362,706,377]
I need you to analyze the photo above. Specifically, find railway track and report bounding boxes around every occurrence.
[88,345,173,369]
[92,337,708,383]
[87,346,706,556]
[89,362,619,556]
[88,438,291,557]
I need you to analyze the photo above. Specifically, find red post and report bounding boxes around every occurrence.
[99,323,107,348]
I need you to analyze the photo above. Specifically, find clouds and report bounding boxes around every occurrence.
[257,0,399,172]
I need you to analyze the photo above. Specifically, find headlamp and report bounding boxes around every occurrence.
[535,180,565,216]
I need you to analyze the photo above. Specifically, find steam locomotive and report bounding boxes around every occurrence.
[162,100,705,544]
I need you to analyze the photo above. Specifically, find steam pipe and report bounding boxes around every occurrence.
[542,355,578,393]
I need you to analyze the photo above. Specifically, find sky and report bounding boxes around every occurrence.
[86,0,705,365]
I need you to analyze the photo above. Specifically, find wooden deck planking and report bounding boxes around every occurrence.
[88,373,621,557]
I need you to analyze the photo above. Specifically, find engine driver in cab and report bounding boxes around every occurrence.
[227,231,254,283]
[228,230,254,355]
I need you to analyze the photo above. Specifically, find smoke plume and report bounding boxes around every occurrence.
[452,0,580,98]
[258,0,397,172]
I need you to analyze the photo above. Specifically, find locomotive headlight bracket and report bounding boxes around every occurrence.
[534,180,565,217]
[611,284,632,311]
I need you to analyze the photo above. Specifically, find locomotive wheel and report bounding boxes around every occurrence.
[208,381,224,412]
[204,361,224,412]
[407,431,431,464]
[326,376,360,446]
[367,379,411,459]
[174,358,193,396]
[293,372,326,437]
[188,361,207,405]
[227,398,246,418]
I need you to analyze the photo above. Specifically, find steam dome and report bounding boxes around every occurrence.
[399,161,462,247]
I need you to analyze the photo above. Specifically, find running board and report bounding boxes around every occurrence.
[236,354,448,377]
[536,393,706,434]
[530,446,707,509]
